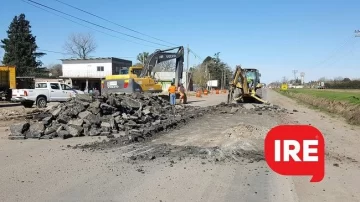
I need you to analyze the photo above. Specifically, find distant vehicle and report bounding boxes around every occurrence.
[11,82,84,108]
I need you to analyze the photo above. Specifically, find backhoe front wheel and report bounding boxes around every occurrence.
[36,96,47,108]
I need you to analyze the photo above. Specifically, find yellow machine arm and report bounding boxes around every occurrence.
[227,65,268,104]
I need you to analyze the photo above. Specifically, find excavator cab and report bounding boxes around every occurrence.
[102,46,185,98]
[227,66,267,104]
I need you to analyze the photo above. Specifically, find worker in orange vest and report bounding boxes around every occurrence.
[168,82,177,105]
[178,83,186,104]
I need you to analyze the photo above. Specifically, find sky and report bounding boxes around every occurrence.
[1,0,360,84]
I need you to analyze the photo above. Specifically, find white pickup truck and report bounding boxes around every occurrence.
[11,82,84,108]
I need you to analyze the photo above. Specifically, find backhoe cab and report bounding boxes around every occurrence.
[227,65,268,104]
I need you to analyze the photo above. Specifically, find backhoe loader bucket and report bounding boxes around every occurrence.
[227,90,269,104]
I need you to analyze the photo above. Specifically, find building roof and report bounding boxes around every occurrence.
[61,57,131,62]
[61,57,133,65]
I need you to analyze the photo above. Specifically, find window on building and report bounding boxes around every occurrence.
[50,83,60,90]
[97,66,104,71]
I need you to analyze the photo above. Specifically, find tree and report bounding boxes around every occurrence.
[201,52,232,87]
[48,63,62,77]
[63,33,97,59]
[154,60,175,71]
[136,52,149,65]
[190,63,207,88]
[190,53,232,89]
[1,13,46,76]
[334,76,344,81]
[318,77,327,82]
[133,63,143,67]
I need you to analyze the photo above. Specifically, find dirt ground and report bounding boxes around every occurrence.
[0,90,359,202]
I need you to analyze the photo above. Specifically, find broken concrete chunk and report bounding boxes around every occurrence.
[42,116,53,125]
[57,115,69,124]
[64,125,82,137]
[101,122,111,128]
[10,122,30,136]
[76,94,93,102]
[51,108,61,117]
[68,119,84,127]
[57,130,71,139]
[26,122,45,138]
[89,128,101,136]
[78,111,92,119]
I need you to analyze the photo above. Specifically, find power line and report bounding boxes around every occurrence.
[25,0,170,47]
[23,0,159,48]
[38,48,136,59]
[38,49,67,54]
[188,48,203,61]
[313,35,356,68]
[24,0,206,63]
[53,0,178,47]
[322,39,359,68]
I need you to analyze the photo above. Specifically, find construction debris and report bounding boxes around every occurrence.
[8,94,288,142]
[8,93,207,140]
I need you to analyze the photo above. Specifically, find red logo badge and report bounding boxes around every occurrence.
[264,125,325,182]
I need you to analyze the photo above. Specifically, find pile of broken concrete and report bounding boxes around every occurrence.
[9,93,204,140]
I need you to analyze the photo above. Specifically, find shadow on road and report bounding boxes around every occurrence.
[0,103,21,108]
[186,100,206,104]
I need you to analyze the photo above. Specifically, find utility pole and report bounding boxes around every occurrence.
[223,70,225,89]
[187,44,189,71]
[292,70,298,84]
[186,45,190,92]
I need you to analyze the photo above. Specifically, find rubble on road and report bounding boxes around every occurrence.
[8,94,289,143]
[122,144,265,164]
[8,93,207,140]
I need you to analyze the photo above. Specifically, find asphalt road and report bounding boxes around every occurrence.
[0,90,359,202]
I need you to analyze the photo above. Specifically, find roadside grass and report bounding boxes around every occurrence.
[282,89,360,105]
[275,88,360,125]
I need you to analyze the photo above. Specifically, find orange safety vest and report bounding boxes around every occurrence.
[168,85,176,94]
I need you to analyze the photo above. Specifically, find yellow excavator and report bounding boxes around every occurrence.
[227,65,268,104]
[102,46,185,96]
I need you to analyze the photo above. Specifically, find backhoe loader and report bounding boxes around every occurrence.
[227,65,268,104]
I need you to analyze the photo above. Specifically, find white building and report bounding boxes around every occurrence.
[153,71,193,92]
[61,57,132,92]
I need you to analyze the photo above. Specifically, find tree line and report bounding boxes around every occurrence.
[324,80,360,89]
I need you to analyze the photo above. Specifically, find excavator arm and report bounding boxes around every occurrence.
[140,46,184,88]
